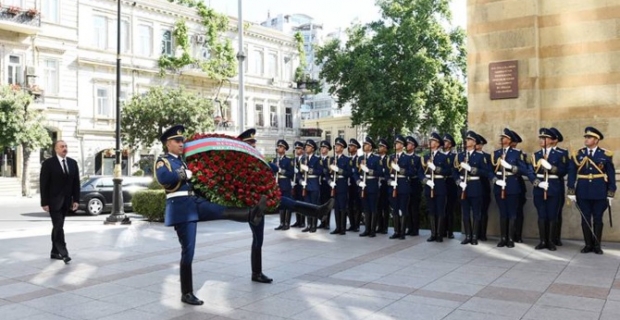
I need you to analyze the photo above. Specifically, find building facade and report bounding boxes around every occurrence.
[0,0,303,194]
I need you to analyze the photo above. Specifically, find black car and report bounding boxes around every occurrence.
[78,176,153,215]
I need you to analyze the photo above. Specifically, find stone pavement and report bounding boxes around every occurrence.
[1,215,620,320]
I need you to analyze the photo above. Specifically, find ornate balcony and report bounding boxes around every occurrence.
[0,7,41,35]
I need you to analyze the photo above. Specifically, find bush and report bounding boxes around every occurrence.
[132,169,144,176]
[132,190,166,222]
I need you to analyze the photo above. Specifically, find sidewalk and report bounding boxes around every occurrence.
[0,215,619,320]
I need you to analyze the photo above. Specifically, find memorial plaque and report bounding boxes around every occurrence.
[489,60,519,100]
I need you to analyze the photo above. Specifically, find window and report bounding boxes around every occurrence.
[284,58,292,81]
[137,24,152,56]
[244,102,249,126]
[93,16,107,49]
[41,0,59,23]
[252,50,263,75]
[96,88,111,117]
[267,53,277,77]
[41,59,59,95]
[325,131,332,144]
[161,29,173,56]
[338,130,345,138]
[4,0,22,6]
[120,21,130,53]
[7,55,23,86]
[119,89,128,105]
[269,105,278,127]
[223,101,232,121]
[200,44,210,60]
[255,104,264,127]
[285,107,293,128]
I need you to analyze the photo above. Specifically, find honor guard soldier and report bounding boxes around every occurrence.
[421,132,453,242]
[357,137,382,237]
[319,140,333,229]
[386,135,414,239]
[404,136,423,236]
[491,128,530,248]
[453,131,492,245]
[475,133,492,241]
[567,127,616,255]
[529,128,568,251]
[291,141,306,228]
[377,139,392,234]
[508,130,527,243]
[549,127,567,246]
[442,134,458,239]
[157,125,268,304]
[273,140,294,231]
[329,137,351,235]
[300,139,323,232]
[348,139,363,231]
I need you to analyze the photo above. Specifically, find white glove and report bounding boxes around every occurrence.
[278,168,284,174]
[329,181,336,188]
[538,181,549,190]
[390,180,397,187]
[427,162,436,171]
[294,167,299,174]
[185,170,193,180]
[291,181,296,187]
[460,162,471,172]
[426,180,435,188]
[567,195,576,202]
[459,182,467,190]
[358,181,366,188]
[540,159,552,170]
[300,164,309,172]
[495,179,506,187]
[391,163,401,172]
[500,159,513,170]
[329,164,339,172]
[360,164,369,173]
[300,181,307,187]
[609,197,613,207]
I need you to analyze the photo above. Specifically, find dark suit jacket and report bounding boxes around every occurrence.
[40,156,80,211]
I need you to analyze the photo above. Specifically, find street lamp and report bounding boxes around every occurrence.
[237,0,246,132]
[105,0,130,225]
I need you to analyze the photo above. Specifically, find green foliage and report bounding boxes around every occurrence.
[132,190,166,222]
[121,86,215,149]
[168,0,198,7]
[294,32,307,82]
[158,2,237,80]
[315,0,467,141]
[148,180,164,190]
[132,169,144,176]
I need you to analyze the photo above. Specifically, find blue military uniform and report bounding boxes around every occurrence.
[356,137,382,237]
[476,134,492,241]
[420,132,453,242]
[491,128,531,248]
[347,139,363,231]
[549,127,567,246]
[442,134,458,239]
[291,141,306,228]
[377,139,392,234]
[568,127,616,254]
[453,131,492,245]
[318,140,333,229]
[273,139,294,230]
[405,136,423,236]
[300,139,323,232]
[510,130,527,243]
[386,135,414,239]
[329,137,351,235]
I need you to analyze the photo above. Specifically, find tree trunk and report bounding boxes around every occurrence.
[21,145,31,197]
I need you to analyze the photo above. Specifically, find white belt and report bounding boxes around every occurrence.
[425,175,445,179]
[496,172,514,176]
[365,176,376,180]
[337,175,346,179]
[277,175,289,179]
[391,174,408,178]
[166,191,193,199]
[536,174,559,179]
[460,176,480,181]
[307,175,318,178]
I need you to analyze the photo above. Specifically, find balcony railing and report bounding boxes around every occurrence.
[0,8,41,34]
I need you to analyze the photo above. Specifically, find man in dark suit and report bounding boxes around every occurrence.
[40,140,80,264]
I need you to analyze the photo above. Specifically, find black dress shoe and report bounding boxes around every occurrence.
[62,256,72,264]
[447,233,455,239]
[301,227,311,232]
[50,253,63,260]
[274,225,284,230]
[181,293,204,305]
[252,273,273,283]
[330,229,341,235]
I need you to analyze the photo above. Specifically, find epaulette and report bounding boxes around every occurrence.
[603,148,614,157]
[156,157,172,171]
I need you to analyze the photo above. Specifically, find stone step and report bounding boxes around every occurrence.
[0,178,22,196]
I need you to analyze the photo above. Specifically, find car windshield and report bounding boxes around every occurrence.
[81,178,96,190]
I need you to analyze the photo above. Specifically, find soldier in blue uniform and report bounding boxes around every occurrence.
[329,137,351,235]
[156,125,268,305]
[300,139,323,232]
[549,127,567,246]
[420,132,453,242]
[453,131,492,245]
[475,133,492,241]
[291,141,306,228]
[376,139,391,234]
[357,137,382,237]
[386,135,414,240]
[529,128,568,251]
[509,130,527,243]
[273,139,294,231]
[491,128,530,248]
[347,139,362,231]
[405,136,423,236]
[442,134,458,239]
[318,140,333,229]
[567,127,616,255]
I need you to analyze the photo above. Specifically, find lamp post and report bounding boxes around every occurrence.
[236,0,246,132]
[105,0,130,225]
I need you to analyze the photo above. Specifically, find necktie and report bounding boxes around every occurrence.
[589,149,593,157]
[62,159,68,175]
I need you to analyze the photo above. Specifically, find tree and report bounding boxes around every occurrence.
[121,86,215,149]
[315,0,467,141]
[0,86,52,196]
